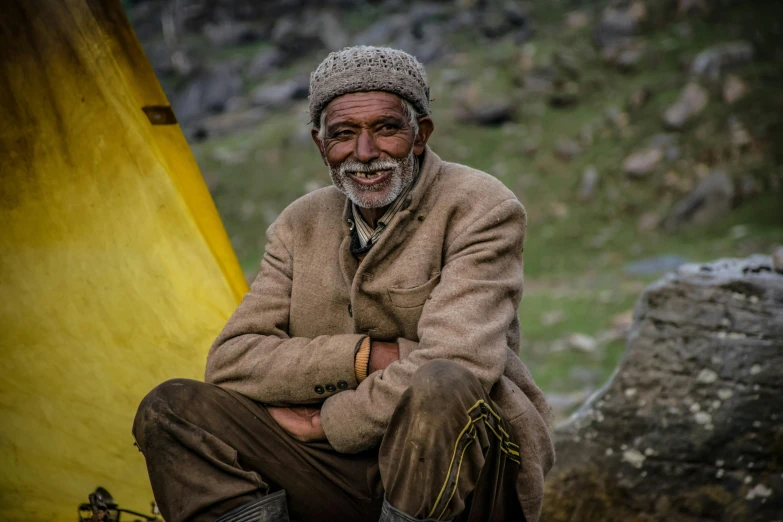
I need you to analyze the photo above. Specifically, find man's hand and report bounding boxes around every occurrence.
[267,406,326,442]
[369,341,400,374]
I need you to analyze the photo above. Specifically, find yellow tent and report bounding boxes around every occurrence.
[0,1,248,520]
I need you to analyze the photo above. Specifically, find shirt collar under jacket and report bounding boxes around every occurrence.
[350,156,420,250]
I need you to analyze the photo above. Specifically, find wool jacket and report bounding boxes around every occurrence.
[206,147,555,521]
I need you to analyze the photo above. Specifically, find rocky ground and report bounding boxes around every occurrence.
[125,0,783,423]
[543,254,783,521]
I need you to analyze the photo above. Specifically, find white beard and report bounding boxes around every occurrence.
[328,151,416,209]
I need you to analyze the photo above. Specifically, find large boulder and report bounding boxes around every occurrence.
[542,255,783,522]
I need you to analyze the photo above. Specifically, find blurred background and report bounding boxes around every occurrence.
[123,0,782,423]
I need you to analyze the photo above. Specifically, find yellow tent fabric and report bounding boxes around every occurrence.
[0,1,248,520]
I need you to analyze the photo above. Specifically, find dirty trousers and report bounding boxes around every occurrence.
[133,360,524,522]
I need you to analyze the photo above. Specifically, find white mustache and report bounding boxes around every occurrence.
[340,160,398,175]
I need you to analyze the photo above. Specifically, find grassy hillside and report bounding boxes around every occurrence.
[142,0,783,420]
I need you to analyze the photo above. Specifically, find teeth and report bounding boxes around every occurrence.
[353,171,384,179]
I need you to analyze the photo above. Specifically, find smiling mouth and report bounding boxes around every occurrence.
[348,169,392,185]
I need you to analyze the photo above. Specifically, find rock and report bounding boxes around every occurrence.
[663,82,709,130]
[728,117,751,147]
[602,40,647,72]
[663,170,735,230]
[224,96,249,113]
[737,175,760,202]
[579,167,599,201]
[542,310,566,326]
[549,82,581,108]
[565,11,590,30]
[542,255,783,522]
[722,75,748,104]
[629,87,653,110]
[391,29,445,65]
[141,40,176,76]
[649,133,681,161]
[171,62,243,123]
[247,48,284,80]
[316,11,350,51]
[555,139,582,162]
[550,202,569,219]
[594,1,647,50]
[479,1,528,39]
[690,41,754,81]
[625,255,688,275]
[169,48,198,78]
[605,107,630,130]
[250,77,309,108]
[191,108,267,141]
[677,0,710,17]
[272,11,348,58]
[408,3,453,27]
[203,21,264,47]
[455,102,515,126]
[271,14,318,56]
[553,52,581,80]
[773,247,783,273]
[567,333,598,353]
[353,14,409,46]
[623,147,664,177]
[523,66,558,95]
[637,212,661,232]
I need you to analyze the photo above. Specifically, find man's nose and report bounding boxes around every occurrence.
[354,129,380,163]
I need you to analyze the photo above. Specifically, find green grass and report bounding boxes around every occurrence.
[189,2,783,421]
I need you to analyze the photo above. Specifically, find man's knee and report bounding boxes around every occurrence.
[133,378,203,445]
[405,360,483,414]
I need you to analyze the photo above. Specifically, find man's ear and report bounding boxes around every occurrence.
[311,127,328,166]
[413,116,434,156]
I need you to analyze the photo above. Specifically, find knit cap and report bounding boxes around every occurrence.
[309,46,431,125]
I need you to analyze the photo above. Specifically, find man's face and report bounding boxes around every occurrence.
[313,92,421,209]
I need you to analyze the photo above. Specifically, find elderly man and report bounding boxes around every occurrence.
[133,46,553,522]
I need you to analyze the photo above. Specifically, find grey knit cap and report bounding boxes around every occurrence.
[309,46,431,125]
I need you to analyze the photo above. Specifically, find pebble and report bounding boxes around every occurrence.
[697,368,719,384]
[746,483,772,500]
[773,247,783,273]
[622,449,646,469]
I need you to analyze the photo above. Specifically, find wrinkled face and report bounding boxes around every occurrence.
[314,92,421,209]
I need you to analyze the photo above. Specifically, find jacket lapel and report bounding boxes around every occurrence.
[338,201,359,288]
[357,147,443,272]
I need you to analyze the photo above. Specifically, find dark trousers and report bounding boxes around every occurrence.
[132,360,524,522]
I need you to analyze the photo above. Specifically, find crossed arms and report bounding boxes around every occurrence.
[205,198,526,452]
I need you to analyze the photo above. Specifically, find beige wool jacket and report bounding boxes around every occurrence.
[206,147,555,521]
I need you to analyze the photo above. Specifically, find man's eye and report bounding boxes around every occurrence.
[379,124,399,133]
[335,130,354,138]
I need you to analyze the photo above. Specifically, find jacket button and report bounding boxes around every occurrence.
[337,380,348,389]
[314,385,324,395]
[325,384,336,393]
[348,304,353,317]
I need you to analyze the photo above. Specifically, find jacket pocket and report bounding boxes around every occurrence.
[388,273,440,309]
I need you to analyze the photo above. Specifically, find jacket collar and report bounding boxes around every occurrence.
[338,146,443,288]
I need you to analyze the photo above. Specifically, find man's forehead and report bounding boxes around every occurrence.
[323,92,407,125]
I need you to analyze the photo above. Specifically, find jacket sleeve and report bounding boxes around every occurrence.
[205,221,365,404]
[320,198,526,452]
